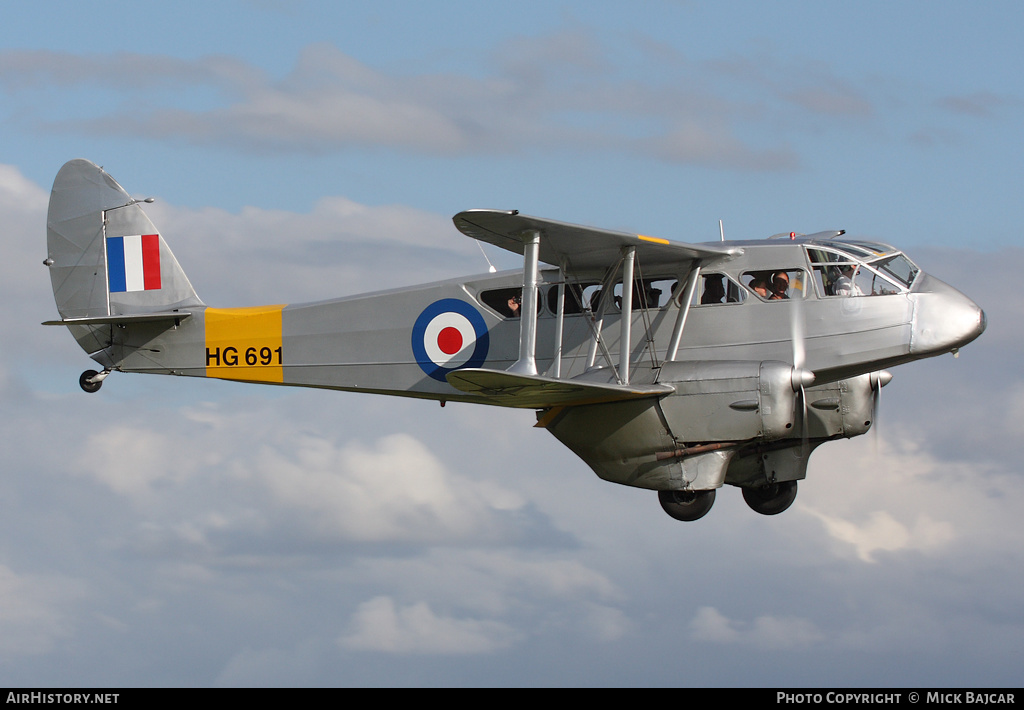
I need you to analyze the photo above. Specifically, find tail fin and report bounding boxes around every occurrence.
[45,159,203,321]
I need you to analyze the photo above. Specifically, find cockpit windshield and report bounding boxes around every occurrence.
[806,242,919,297]
[870,253,919,288]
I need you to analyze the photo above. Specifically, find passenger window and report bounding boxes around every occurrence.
[691,274,746,306]
[547,282,598,315]
[547,278,680,315]
[615,278,679,310]
[741,270,806,301]
[643,278,678,309]
[480,287,539,318]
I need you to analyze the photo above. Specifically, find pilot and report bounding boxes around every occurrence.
[770,271,790,300]
[834,265,863,297]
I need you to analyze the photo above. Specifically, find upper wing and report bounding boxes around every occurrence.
[453,209,742,272]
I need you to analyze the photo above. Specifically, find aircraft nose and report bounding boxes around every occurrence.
[910,274,986,356]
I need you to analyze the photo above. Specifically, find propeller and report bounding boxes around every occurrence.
[789,281,814,457]
[869,370,893,456]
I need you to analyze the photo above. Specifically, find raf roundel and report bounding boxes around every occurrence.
[412,299,490,382]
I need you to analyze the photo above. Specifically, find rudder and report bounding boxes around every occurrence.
[45,159,203,320]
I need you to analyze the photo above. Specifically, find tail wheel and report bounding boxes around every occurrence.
[658,488,716,522]
[742,480,798,516]
[79,370,103,394]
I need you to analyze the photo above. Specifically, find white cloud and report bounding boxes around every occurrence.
[797,432,1023,565]
[215,640,327,687]
[0,163,48,211]
[74,425,191,503]
[61,397,530,547]
[144,192,473,306]
[648,121,799,170]
[347,549,622,618]
[689,605,740,643]
[936,91,1015,118]
[579,603,632,642]
[0,564,80,658]
[689,606,825,650]
[2,40,815,170]
[803,508,954,564]
[338,596,521,654]
[255,433,524,543]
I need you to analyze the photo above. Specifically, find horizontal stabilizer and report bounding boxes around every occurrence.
[453,209,742,272]
[446,368,671,409]
[42,311,193,327]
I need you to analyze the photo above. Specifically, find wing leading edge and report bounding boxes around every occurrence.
[453,209,742,272]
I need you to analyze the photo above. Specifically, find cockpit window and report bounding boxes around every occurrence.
[871,253,919,288]
[807,247,906,297]
[833,239,899,257]
[741,269,807,301]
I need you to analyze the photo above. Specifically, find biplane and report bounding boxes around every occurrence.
[43,160,986,521]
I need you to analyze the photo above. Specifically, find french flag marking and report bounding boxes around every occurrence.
[107,234,161,293]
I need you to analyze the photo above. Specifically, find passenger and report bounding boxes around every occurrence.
[769,271,790,300]
[701,275,726,304]
[749,276,770,299]
[507,293,522,317]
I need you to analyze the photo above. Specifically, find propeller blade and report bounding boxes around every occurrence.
[788,285,813,459]
[790,290,806,371]
[869,370,892,458]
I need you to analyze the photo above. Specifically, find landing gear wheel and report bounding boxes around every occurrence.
[742,480,798,516]
[658,488,716,522]
[79,370,103,394]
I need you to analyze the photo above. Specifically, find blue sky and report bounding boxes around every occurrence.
[1,0,1022,687]
[4,1,1023,245]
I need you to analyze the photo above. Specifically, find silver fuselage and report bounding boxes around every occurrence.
[97,240,984,403]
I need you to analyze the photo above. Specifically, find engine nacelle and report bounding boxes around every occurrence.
[545,363,883,492]
[725,371,881,487]
[657,360,805,442]
[546,360,806,491]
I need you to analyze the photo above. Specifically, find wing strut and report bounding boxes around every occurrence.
[619,246,636,385]
[550,262,566,379]
[508,229,541,376]
[666,262,701,362]
[584,254,625,377]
